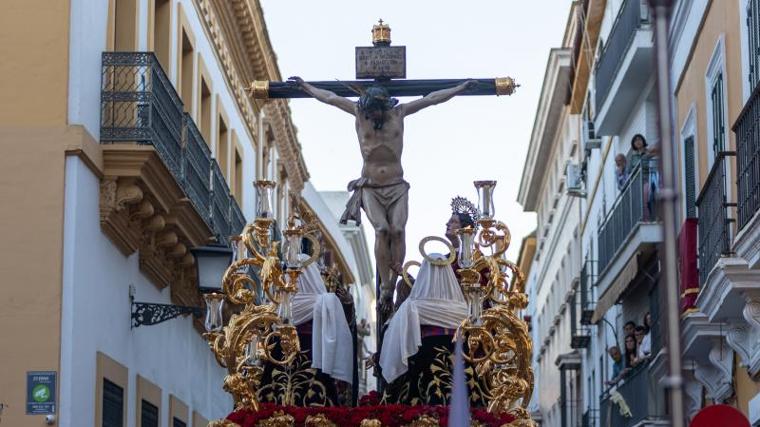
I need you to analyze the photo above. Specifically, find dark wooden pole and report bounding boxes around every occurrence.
[250,78,517,99]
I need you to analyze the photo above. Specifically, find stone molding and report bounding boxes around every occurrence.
[99,146,210,312]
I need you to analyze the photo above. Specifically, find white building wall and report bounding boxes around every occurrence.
[59,156,231,427]
[525,109,583,426]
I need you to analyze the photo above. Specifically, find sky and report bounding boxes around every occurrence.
[260,1,572,266]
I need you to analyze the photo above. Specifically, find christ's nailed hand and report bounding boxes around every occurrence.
[287,76,304,86]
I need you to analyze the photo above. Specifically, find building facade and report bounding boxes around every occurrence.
[518,7,584,424]
[0,0,372,426]
[672,0,760,423]
[520,0,760,425]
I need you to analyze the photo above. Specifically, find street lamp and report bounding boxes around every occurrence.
[129,244,234,329]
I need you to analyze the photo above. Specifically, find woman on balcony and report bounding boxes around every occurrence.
[630,134,659,221]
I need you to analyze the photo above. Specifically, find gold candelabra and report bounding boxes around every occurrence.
[406,180,535,425]
[203,180,320,412]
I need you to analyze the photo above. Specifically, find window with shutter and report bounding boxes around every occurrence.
[711,73,726,157]
[102,379,124,427]
[173,418,187,427]
[141,400,159,427]
[749,0,760,89]
[684,136,697,218]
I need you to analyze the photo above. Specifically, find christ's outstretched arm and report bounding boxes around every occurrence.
[400,79,479,116]
[288,76,355,115]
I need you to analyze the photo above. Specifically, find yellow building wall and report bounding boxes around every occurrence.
[0,0,71,425]
[674,0,743,192]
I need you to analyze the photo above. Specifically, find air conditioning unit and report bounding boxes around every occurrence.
[584,119,602,151]
[566,162,586,198]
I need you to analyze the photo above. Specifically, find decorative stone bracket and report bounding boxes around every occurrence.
[99,146,213,308]
[698,257,760,377]
[692,341,734,403]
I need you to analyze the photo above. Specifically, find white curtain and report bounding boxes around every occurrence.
[380,254,468,383]
[291,257,354,384]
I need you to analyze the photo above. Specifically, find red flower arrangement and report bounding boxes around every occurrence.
[227,402,515,427]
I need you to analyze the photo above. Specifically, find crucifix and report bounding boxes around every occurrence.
[249,19,517,341]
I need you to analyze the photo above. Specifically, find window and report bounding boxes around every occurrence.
[199,74,213,145]
[748,0,760,90]
[96,352,127,427]
[151,0,171,71]
[710,73,726,157]
[169,395,188,427]
[217,114,229,178]
[108,0,137,51]
[179,28,194,112]
[683,136,697,218]
[234,146,243,203]
[705,36,727,169]
[141,400,159,427]
[102,380,124,427]
[136,376,161,427]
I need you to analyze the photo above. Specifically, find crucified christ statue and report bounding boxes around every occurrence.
[288,76,478,315]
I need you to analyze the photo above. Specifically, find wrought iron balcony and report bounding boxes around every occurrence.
[599,364,657,427]
[593,0,652,135]
[696,152,736,285]
[570,285,591,349]
[579,259,597,325]
[101,52,184,181]
[182,114,212,225]
[100,52,245,244]
[735,84,760,232]
[598,158,659,274]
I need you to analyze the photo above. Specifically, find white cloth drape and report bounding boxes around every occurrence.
[380,254,468,383]
[291,256,353,384]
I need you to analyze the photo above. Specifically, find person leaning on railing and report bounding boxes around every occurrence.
[630,134,660,221]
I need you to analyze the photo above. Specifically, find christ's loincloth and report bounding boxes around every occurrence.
[340,178,409,226]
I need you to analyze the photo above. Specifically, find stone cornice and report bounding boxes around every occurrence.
[194,0,309,191]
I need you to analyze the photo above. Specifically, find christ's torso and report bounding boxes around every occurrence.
[354,106,404,187]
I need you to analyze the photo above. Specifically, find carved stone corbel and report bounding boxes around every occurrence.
[157,231,179,248]
[726,324,752,369]
[694,342,734,403]
[168,243,187,259]
[144,215,166,233]
[743,298,760,376]
[130,199,155,221]
[116,179,143,210]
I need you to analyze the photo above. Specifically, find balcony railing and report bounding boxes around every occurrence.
[600,363,654,427]
[696,152,736,285]
[101,52,245,244]
[101,52,184,181]
[570,286,591,349]
[598,157,658,274]
[580,259,597,325]
[594,0,650,110]
[734,83,760,231]
[182,114,212,223]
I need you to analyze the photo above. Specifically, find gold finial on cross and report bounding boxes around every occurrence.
[372,19,391,46]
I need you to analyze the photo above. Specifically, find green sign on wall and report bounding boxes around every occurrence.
[26,371,56,414]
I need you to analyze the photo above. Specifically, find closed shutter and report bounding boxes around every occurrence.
[749,0,760,89]
[102,379,124,427]
[141,400,159,427]
[711,73,726,157]
[684,136,697,218]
